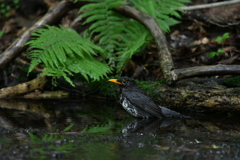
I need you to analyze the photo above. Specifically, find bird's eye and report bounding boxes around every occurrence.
[122,80,127,84]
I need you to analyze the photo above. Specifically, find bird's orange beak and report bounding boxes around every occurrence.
[108,79,122,84]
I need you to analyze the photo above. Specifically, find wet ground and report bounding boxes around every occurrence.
[0,99,240,160]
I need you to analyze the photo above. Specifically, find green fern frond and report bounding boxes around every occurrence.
[78,0,189,74]
[79,0,152,74]
[116,21,150,73]
[79,0,128,66]
[26,25,111,86]
[132,0,190,32]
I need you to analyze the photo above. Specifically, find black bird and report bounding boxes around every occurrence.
[109,77,184,119]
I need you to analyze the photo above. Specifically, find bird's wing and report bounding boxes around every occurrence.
[123,91,164,118]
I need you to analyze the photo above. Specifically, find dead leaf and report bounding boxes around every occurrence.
[222,46,236,52]
[217,56,238,64]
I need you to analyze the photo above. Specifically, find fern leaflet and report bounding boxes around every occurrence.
[26,25,112,86]
[132,0,190,32]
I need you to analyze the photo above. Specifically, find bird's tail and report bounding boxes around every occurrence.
[159,106,188,118]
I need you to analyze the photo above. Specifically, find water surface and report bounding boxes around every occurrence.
[0,99,239,160]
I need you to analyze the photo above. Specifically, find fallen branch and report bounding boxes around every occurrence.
[23,90,69,99]
[174,65,240,80]
[0,75,46,98]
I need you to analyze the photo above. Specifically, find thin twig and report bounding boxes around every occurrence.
[179,0,240,11]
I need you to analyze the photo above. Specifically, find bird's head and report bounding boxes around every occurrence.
[108,77,136,87]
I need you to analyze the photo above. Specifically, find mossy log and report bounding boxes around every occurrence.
[152,78,240,112]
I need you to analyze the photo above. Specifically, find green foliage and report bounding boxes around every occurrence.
[63,123,74,132]
[28,132,58,146]
[136,79,165,100]
[116,22,150,73]
[0,30,4,37]
[26,25,112,86]
[81,120,115,134]
[89,78,119,98]
[209,49,224,58]
[209,32,229,58]
[27,0,190,86]
[28,132,75,159]
[131,0,190,32]
[78,0,190,74]
[79,0,151,72]
[81,119,128,134]
[0,0,19,18]
[216,32,229,44]
[225,77,240,86]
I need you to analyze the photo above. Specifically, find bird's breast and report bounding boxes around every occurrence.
[120,94,139,117]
